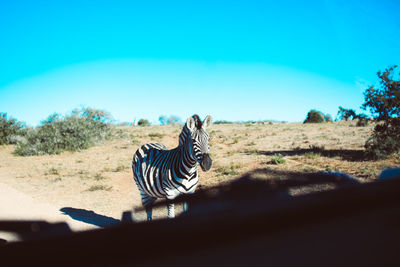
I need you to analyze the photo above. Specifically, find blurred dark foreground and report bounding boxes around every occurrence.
[1,168,400,267]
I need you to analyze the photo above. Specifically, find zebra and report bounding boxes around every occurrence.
[132,114,213,220]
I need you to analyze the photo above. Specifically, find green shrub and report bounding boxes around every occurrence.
[0,113,25,145]
[364,120,400,159]
[138,119,150,126]
[14,108,112,156]
[304,110,324,123]
[270,154,285,165]
[356,114,369,127]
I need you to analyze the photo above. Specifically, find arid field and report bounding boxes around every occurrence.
[0,121,399,223]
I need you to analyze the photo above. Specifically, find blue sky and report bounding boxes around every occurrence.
[0,0,399,125]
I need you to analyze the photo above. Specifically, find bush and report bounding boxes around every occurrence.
[14,108,113,156]
[364,118,400,159]
[0,113,25,145]
[362,65,400,159]
[270,154,285,165]
[356,114,369,127]
[304,110,324,123]
[324,114,333,122]
[138,119,150,126]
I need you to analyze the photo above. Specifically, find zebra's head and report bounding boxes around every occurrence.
[186,114,213,172]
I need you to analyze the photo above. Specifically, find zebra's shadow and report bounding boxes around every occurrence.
[60,207,121,228]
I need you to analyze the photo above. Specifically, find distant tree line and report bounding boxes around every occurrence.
[2,65,398,159]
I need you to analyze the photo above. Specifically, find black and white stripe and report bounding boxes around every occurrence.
[132,114,213,220]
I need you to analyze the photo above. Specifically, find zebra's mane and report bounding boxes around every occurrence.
[178,114,202,146]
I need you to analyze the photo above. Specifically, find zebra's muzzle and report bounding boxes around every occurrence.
[200,153,212,172]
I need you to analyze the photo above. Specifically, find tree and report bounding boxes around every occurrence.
[159,115,182,126]
[158,115,168,125]
[304,110,324,123]
[362,65,400,159]
[166,115,182,125]
[138,119,150,126]
[80,107,113,123]
[337,106,357,121]
[0,113,25,145]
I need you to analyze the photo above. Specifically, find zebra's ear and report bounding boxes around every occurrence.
[186,116,196,132]
[202,115,212,129]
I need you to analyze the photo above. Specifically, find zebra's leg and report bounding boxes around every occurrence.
[183,202,189,212]
[183,191,195,213]
[141,194,156,221]
[167,201,175,218]
[145,206,153,221]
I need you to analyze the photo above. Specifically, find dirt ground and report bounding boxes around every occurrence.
[0,121,399,234]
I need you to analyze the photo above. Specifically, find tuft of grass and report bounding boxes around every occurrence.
[309,144,325,153]
[85,185,112,192]
[245,148,259,155]
[226,150,235,157]
[51,177,62,182]
[303,166,317,172]
[102,167,112,172]
[77,169,89,179]
[304,152,321,159]
[270,153,286,165]
[114,163,126,172]
[231,138,239,144]
[94,173,107,181]
[46,167,60,175]
[245,141,256,146]
[130,134,140,145]
[112,128,129,140]
[148,132,165,139]
[215,163,243,177]
[217,135,228,143]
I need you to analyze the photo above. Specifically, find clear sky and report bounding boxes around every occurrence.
[0,0,399,125]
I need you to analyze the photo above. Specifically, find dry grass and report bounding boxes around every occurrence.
[0,121,399,221]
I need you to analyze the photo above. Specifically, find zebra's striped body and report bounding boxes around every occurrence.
[132,115,212,220]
